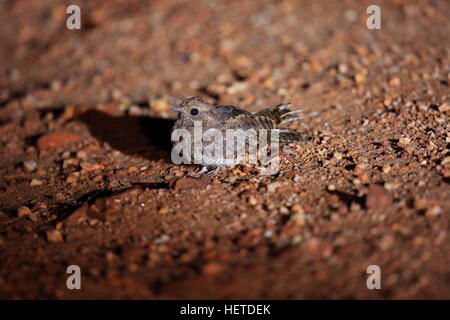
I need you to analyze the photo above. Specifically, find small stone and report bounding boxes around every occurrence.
[150,99,170,112]
[327,184,336,191]
[399,137,411,145]
[23,160,37,172]
[333,152,343,160]
[37,132,81,151]
[128,166,138,173]
[426,206,442,217]
[290,212,306,226]
[154,234,170,244]
[389,77,401,86]
[264,229,274,238]
[66,176,76,184]
[227,176,237,184]
[158,205,170,214]
[76,150,88,160]
[80,162,104,172]
[30,179,44,186]
[65,158,80,168]
[106,251,116,262]
[202,261,224,275]
[338,63,349,73]
[291,204,304,214]
[17,206,32,218]
[267,181,283,193]
[383,96,392,107]
[382,164,392,173]
[36,169,47,177]
[279,206,289,214]
[247,196,258,206]
[171,177,207,192]
[291,235,303,245]
[227,81,248,95]
[354,72,366,84]
[384,182,399,191]
[46,229,63,243]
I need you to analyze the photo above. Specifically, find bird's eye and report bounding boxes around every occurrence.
[190,108,199,116]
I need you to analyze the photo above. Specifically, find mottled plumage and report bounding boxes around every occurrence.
[171,97,303,172]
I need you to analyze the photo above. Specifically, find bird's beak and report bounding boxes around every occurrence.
[171,106,181,112]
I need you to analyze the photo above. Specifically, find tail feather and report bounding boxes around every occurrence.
[280,110,304,124]
[254,103,303,125]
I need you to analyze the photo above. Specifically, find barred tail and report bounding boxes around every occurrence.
[254,103,303,125]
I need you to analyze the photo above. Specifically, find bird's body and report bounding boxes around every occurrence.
[171,97,303,172]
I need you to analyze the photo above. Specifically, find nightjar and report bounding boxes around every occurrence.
[171,97,303,174]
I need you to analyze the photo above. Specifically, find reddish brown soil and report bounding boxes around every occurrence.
[0,0,449,299]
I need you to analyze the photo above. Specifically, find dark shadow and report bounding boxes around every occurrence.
[328,190,366,209]
[49,181,169,226]
[77,109,174,162]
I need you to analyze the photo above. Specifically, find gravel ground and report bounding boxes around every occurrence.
[0,0,449,299]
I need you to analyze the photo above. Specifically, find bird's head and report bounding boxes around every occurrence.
[172,97,218,126]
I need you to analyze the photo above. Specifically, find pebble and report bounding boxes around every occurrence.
[290,212,306,226]
[150,99,170,112]
[154,234,170,244]
[384,182,400,191]
[17,206,32,218]
[267,181,283,193]
[76,150,88,160]
[426,206,442,217]
[171,177,207,192]
[23,160,37,172]
[37,132,81,151]
[66,176,77,184]
[202,261,224,275]
[354,72,366,84]
[291,204,304,214]
[389,77,401,86]
[279,206,289,214]
[264,229,274,238]
[158,205,170,214]
[399,137,411,145]
[291,235,303,245]
[30,179,44,186]
[80,162,104,172]
[227,81,248,94]
[333,152,343,160]
[247,196,258,206]
[46,229,63,243]
[128,166,138,173]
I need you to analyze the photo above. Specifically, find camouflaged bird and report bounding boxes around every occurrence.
[171,97,303,174]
